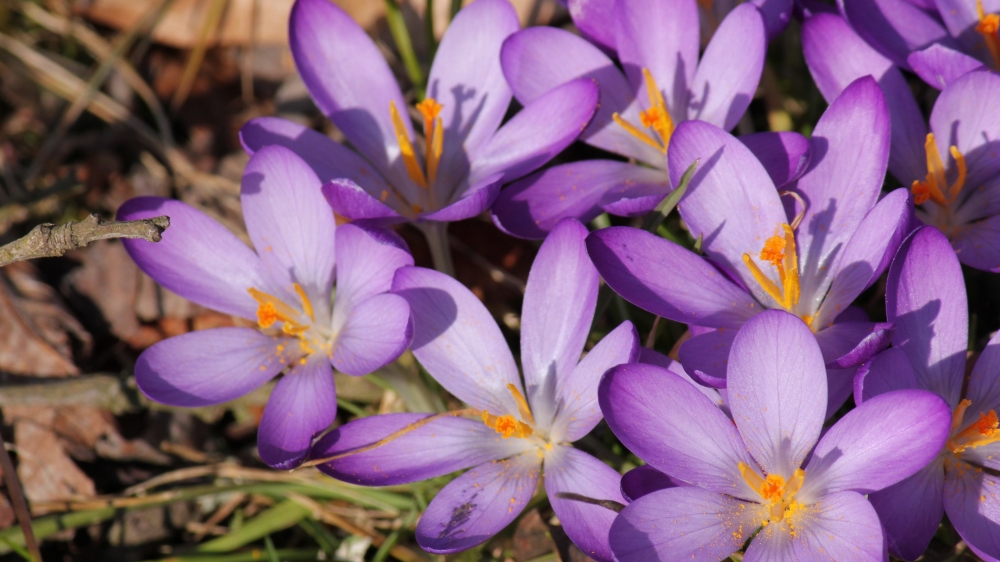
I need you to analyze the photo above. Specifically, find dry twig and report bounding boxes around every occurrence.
[0,214,168,267]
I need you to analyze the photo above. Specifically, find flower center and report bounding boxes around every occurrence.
[742,223,805,317]
[613,68,675,154]
[248,283,329,359]
[947,399,1000,454]
[739,462,805,523]
[481,383,535,439]
[977,0,1000,69]
[911,133,967,207]
[388,98,444,214]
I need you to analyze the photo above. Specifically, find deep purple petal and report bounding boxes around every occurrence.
[519,219,598,430]
[257,357,336,469]
[468,78,597,187]
[868,460,945,561]
[908,44,987,89]
[688,5,766,130]
[944,464,1000,561]
[755,0,794,38]
[728,310,826,478]
[793,77,889,308]
[951,214,1000,271]
[638,347,727,411]
[930,71,1000,191]
[554,320,639,442]
[567,0,616,51]
[135,328,291,407]
[619,465,681,503]
[669,120,786,301]
[967,329,1000,416]
[599,363,755,498]
[330,293,411,376]
[241,145,336,308]
[321,179,406,225]
[886,226,967,407]
[826,366,859,419]
[814,320,894,368]
[610,487,762,562]
[422,173,503,222]
[311,413,532,485]
[839,0,954,69]
[677,327,738,386]
[415,452,542,554]
[117,197,273,320]
[800,389,950,500]
[391,266,522,415]
[854,347,922,405]
[586,227,759,327]
[738,131,812,188]
[545,446,624,562]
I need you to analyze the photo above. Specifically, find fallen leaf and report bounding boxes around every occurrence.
[6,405,96,503]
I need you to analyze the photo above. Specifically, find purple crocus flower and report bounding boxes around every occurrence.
[309,219,638,559]
[586,76,908,413]
[600,309,952,561]
[856,225,1000,561]
[238,0,598,269]
[491,0,815,238]
[117,146,414,469]
[806,15,1000,271]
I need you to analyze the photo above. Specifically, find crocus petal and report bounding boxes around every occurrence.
[813,188,912,329]
[500,28,654,164]
[586,227,759,327]
[886,226,967,407]
[468,78,598,187]
[967,330,1000,416]
[944,465,1000,561]
[814,320,893,368]
[825,366,858,419]
[929,71,1000,189]
[610,487,762,562]
[257,357,336,469]
[321,179,406,225]
[545,446,624,562]
[241,145,336,308]
[615,0,699,123]
[415,452,542,554]
[553,320,639,442]
[738,131,812,188]
[756,0,794,38]
[421,173,503,222]
[620,465,681,502]
[331,222,414,333]
[728,310,827,478]
[853,347,922,405]
[520,219,598,430]
[599,363,756,499]
[951,215,1000,272]
[793,77,889,308]
[638,347,727,410]
[117,197,274,320]
[799,389,950,502]
[426,0,518,192]
[801,13,928,184]
[744,491,884,562]
[868,461,945,561]
[839,0,953,69]
[330,293,411,376]
[908,44,987,89]
[311,413,533,485]
[289,0,418,198]
[392,266,522,416]
[567,0,616,51]
[668,120,786,300]
[239,117,396,207]
[688,5,766,130]
[677,327,739,386]
[135,328,292,407]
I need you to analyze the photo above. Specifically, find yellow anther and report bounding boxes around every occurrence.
[389,101,428,188]
[742,224,800,311]
[911,134,967,207]
[248,287,303,330]
[977,0,1000,69]
[613,68,674,153]
[612,113,665,152]
[506,383,535,425]
[948,399,1000,453]
[481,411,533,439]
[256,302,279,329]
[427,116,444,186]
[739,462,805,523]
[293,283,315,322]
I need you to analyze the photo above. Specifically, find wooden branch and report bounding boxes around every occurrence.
[0,214,168,267]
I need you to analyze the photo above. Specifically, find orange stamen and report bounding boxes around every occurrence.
[481,383,536,439]
[742,223,800,311]
[739,462,805,523]
[389,101,428,188]
[613,68,674,153]
[911,133,967,207]
[948,399,1000,453]
[977,0,1000,69]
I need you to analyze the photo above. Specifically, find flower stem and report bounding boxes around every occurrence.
[384,0,425,96]
[420,221,455,277]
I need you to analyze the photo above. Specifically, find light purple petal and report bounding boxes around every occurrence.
[839,0,954,69]
[745,491,884,562]
[426,0,518,192]
[620,465,681,503]
[825,366,858,419]
[553,320,639,442]
[793,77,889,309]
[586,227,759,327]
[886,226,967,407]
[951,214,1000,271]
[814,320,893,368]
[599,363,756,499]
[422,173,503,222]
[728,310,826,478]
[669,120,786,301]
[330,293,411,376]
[331,223,413,328]
[468,78,598,187]
[392,266,522,416]
[257,357,336,469]
[545,446,624,562]
[801,12,928,184]
[567,0,616,51]
[241,145,336,309]
[799,389,950,501]
[677,327,739,386]
[854,347,922,405]
[520,219,598,430]
[638,347,727,410]
[944,465,1000,561]
[117,197,274,320]
[929,71,1000,190]
[908,44,987,89]
[868,460,945,561]
[311,413,532,485]
[415,452,542,554]
[610,487,762,562]
[813,188,913,329]
[738,131,812,188]
[615,0,699,124]
[321,179,406,225]
[688,5,766,130]
[932,0,1000,51]
[135,328,292,407]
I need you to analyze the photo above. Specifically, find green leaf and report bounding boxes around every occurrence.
[197,501,310,553]
[642,158,699,233]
